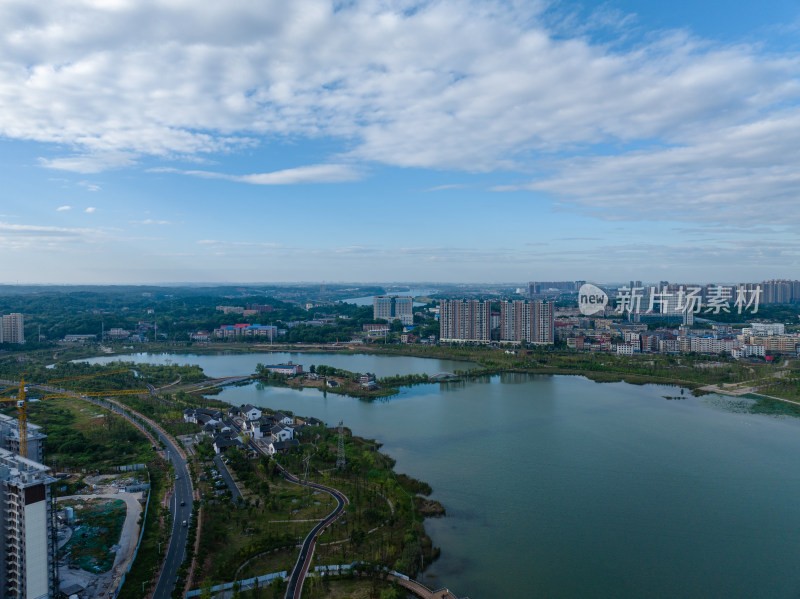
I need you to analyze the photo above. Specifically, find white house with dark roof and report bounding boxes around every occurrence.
[267,439,300,455]
[269,424,293,442]
[244,418,275,439]
[213,434,244,454]
[231,404,262,421]
[183,408,223,426]
[203,422,229,437]
[273,412,293,425]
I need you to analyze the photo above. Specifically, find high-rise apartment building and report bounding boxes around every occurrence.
[373,296,413,326]
[439,300,491,342]
[532,301,555,344]
[0,313,24,344]
[0,448,56,599]
[499,300,554,344]
[756,280,800,304]
[500,300,530,343]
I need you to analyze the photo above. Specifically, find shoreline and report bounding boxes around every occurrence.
[71,342,800,415]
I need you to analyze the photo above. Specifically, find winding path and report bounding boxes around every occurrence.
[242,435,349,599]
[281,472,348,599]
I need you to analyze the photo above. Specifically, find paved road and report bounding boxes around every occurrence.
[282,473,348,599]
[153,434,193,599]
[29,382,194,599]
[225,416,349,599]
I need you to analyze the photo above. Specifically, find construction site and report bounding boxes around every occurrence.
[55,473,147,599]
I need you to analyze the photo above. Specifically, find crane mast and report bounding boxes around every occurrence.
[17,375,27,457]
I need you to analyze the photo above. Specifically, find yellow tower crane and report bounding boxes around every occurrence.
[0,369,148,458]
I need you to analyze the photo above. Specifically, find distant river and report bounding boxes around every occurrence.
[341,288,435,306]
[80,353,800,598]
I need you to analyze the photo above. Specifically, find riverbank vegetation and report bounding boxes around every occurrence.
[186,421,441,596]
[367,343,779,387]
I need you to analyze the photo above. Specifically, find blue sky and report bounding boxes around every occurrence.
[2,0,800,284]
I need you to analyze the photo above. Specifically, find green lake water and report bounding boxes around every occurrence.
[82,352,800,598]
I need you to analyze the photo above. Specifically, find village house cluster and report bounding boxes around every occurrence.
[182,405,323,456]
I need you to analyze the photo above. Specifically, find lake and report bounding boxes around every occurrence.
[80,352,800,598]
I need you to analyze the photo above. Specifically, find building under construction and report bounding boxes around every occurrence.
[0,413,46,463]
[0,447,56,599]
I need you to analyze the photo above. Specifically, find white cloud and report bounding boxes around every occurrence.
[495,110,800,224]
[0,221,107,251]
[56,205,71,211]
[0,0,798,223]
[152,164,361,185]
[78,181,101,192]
[423,184,469,192]
[85,206,96,213]
[39,152,137,174]
[131,219,171,225]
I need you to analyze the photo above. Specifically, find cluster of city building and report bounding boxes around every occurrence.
[63,321,158,344]
[438,299,556,344]
[528,279,800,305]
[557,316,798,358]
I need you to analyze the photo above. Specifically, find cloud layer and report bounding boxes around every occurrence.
[2,0,799,223]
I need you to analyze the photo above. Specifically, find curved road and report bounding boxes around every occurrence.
[29,382,193,599]
[282,472,348,599]
[238,429,349,599]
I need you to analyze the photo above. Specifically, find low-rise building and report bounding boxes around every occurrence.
[273,412,294,425]
[183,408,224,426]
[214,324,278,340]
[231,405,262,422]
[266,439,300,455]
[261,362,303,376]
[732,344,766,358]
[106,327,130,339]
[742,323,785,336]
[269,424,294,442]
[63,334,97,343]
[213,434,244,454]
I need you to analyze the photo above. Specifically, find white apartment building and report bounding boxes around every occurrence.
[1,313,24,344]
